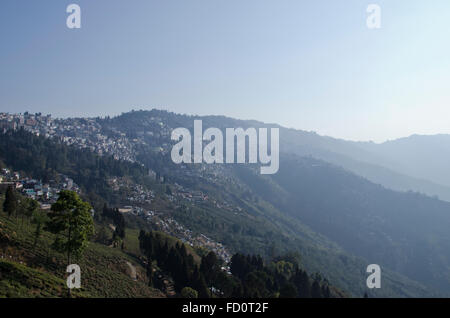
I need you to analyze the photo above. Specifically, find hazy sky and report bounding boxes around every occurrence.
[1,0,449,142]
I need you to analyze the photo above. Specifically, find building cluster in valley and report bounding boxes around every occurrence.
[0,167,79,210]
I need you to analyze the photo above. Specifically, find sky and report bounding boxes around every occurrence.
[1,0,449,142]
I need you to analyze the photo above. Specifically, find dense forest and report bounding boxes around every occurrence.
[139,230,334,298]
[0,129,155,207]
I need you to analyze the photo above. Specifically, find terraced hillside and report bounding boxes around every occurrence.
[0,196,165,298]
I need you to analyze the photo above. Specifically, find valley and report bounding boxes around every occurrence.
[1,109,450,297]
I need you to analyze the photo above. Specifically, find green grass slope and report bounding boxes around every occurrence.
[0,198,164,298]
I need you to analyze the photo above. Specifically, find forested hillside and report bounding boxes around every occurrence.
[236,154,450,293]
[0,130,344,298]
[0,194,164,297]
[96,110,444,297]
[0,129,155,207]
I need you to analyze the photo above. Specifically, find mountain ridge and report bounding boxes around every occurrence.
[2,109,450,297]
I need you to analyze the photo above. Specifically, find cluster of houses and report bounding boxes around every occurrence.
[114,200,232,264]
[2,111,236,264]
[0,168,79,209]
[171,182,242,214]
[108,177,156,206]
[173,187,209,203]
[0,112,52,133]
[119,205,155,220]
[151,214,231,264]
[0,112,136,162]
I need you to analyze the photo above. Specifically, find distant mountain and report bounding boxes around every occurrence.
[358,134,450,188]
[167,112,450,201]
[264,155,450,294]
[97,110,450,296]
[279,130,450,202]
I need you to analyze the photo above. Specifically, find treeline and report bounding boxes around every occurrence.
[230,253,330,298]
[139,230,333,298]
[1,186,47,248]
[0,129,154,206]
[139,230,212,297]
[1,188,94,267]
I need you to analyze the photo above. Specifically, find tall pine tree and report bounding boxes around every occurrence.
[3,186,17,217]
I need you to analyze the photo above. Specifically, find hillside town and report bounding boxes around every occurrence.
[0,112,137,162]
[0,167,80,210]
[2,112,246,209]
[1,111,235,263]
[108,178,232,263]
[126,206,231,264]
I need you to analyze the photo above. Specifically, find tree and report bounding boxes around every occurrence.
[192,269,210,298]
[279,282,298,298]
[311,280,323,298]
[27,198,39,219]
[3,186,17,217]
[230,253,251,280]
[200,251,220,286]
[113,212,126,241]
[32,209,49,248]
[292,269,311,298]
[322,284,331,298]
[181,287,198,298]
[147,261,154,287]
[274,260,295,280]
[46,191,94,268]
[104,205,126,245]
[18,197,39,226]
[95,226,111,245]
[46,191,94,297]
[215,271,240,298]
